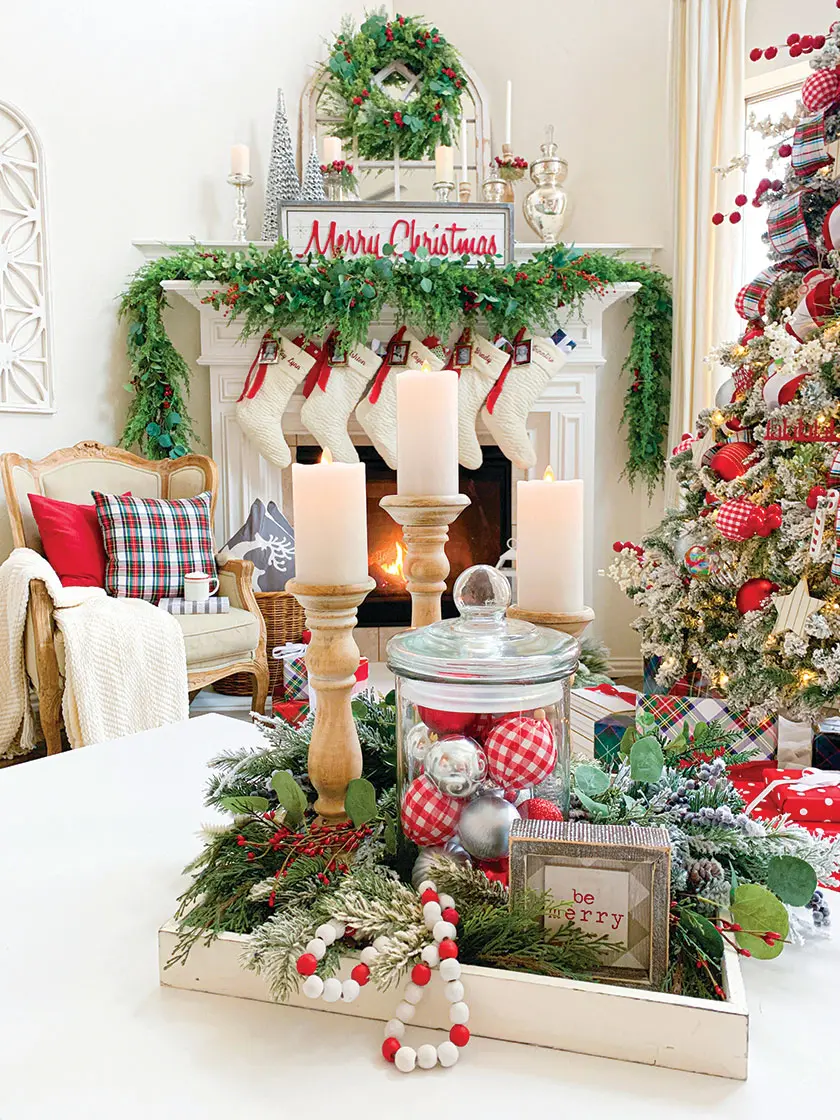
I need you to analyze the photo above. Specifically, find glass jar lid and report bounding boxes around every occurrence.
[386,564,579,685]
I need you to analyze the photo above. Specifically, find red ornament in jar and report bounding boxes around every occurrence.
[417,705,478,737]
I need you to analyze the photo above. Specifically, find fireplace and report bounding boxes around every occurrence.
[296,445,512,627]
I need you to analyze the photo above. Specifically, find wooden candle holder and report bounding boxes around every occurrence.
[379,494,470,629]
[506,603,595,639]
[285,577,375,822]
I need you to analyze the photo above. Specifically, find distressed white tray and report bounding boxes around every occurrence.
[159,920,749,1079]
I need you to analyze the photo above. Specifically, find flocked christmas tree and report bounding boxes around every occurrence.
[262,88,301,241]
[612,12,840,723]
[301,135,327,201]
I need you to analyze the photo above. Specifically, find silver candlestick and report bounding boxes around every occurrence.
[433,179,455,203]
[227,172,254,242]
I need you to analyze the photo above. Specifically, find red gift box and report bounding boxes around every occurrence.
[735,765,840,828]
[272,700,310,726]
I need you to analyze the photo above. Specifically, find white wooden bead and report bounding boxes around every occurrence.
[329,919,347,937]
[341,978,360,1003]
[384,1018,405,1040]
[394,1046,417,1073]
[316,923,337,946]
[373,935,390,951]
[417,1043,438,1069]
[302,975,324,999]
[360,945,379,966]
[403,982,424,1005]
[417,879,436,894]
[437,1040,460,1067]
[444,979,465,1003]
[438,893,455,911]
[305,937,327,961]
[449,1001,470,1024]
[395,1000,416,1022]
[433,920,457,942]
[420,944,440,967]
[423,901,443,928]
[439,958,461,982]
[322,977,342,1003]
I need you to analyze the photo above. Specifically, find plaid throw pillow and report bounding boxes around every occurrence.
[93,490,217,602]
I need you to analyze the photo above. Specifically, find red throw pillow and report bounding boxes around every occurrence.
[29,492,130,588]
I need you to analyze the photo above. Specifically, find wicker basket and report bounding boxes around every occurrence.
[214,590,306,696]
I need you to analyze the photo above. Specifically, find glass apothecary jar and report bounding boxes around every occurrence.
[386,565,579,865]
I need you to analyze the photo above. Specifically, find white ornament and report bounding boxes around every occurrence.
[360,945,379,966]
[439,958,461,982]
[438,893,455,911]
[385,1018,405,1040]
[394,1046,417,1073]
[403,982,424,1005]
[423,901,443,927]
[341,978,361,1003]
[316,923,337,946]
[302,975,325,999]
[433,920,457,943]
[396,1000,416,1022]
[322,977,342,1003]
[449,1001,470,1025]
[417,1043,438,1070]
[305,937,327,961]
[444,980,465,1003]
[437,1040,460,1067]
[421,944,440,967]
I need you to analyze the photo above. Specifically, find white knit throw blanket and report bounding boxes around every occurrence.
[0,548,188,758]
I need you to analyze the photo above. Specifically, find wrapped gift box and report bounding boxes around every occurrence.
[571,684,639,758]
[637,695,777,760]
[814,717,840,770]
[594,711,635,769]
[272,700,310,726]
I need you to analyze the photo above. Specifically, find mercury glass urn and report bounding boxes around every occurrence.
[523,128,569,245]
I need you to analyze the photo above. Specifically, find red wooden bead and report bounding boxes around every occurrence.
[438,938,459,959]
[779,144,792,157]
[411,962,432,986]
[441,907,460,925]
[350,963,371,985]
[296,953,318,976]
[382,1037,401,1062]
[450,1025,471,1047]
[420,888,440,905]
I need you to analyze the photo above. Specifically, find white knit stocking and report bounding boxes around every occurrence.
[300,340,379,463]
[236,336,316,469]
[456,333,509,470]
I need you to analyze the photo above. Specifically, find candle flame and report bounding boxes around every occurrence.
[543,465,555,482]
[321,447,333,465]
[421,360,431,372]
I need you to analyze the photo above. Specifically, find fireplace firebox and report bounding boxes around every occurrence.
[295,445,512,627]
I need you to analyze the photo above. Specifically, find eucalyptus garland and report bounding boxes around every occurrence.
[118,241,671,490]
[323,11,466,162]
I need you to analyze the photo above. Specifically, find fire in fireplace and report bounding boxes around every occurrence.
[295,445,512,627]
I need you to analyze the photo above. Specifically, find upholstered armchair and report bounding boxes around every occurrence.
[1,441,269,754]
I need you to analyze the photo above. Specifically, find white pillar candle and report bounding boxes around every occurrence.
[435,144,454,183]
[460,119,468,181]
[292,450,369,585]
[516,469,584,613]
[504,80,512,147]
[396,365,459,496]
[230,144,250,177]
[322,135,343,165]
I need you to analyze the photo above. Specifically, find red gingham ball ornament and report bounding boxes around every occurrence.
[401,774,462,846]
[802,69,840,113]
[715,497,762,541]
[485,713,557,790]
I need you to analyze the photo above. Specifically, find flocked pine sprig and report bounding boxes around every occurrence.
[244,906,343,1002]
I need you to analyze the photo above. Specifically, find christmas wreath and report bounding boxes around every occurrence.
[323,11,466,162]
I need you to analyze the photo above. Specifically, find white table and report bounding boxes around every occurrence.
[0,713,836,1118]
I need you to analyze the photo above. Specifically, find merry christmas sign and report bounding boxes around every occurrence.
[278,201,513,264]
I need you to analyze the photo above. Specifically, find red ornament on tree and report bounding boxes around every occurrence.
[807,485,828,510]
[802,69,840,113]
[709,442,757,481]
[736,578,780,615]
[485,714,557,790]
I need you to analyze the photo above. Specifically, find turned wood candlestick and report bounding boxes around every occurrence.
[506,603,595,639]
[285,577,375,822]
[379,494,470,629]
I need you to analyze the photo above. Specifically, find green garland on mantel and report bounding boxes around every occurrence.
[118,242,672,492]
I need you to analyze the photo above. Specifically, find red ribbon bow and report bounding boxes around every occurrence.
[485,327,528,414]
[589,682,638,705]
[237,333,275,402]
[368,326,407,405]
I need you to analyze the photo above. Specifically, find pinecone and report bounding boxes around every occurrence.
[687,857,724,886]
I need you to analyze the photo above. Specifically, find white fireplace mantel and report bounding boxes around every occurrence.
[135,241,656,609]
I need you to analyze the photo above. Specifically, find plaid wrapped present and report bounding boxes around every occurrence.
[595,711,635,769]
[272,700,310,726]
[158,596,230,614]
[637,695,777,759]
[271,642,310,702]
[767,191,813,257]
[571,683,638,757]
[814,718,840,770]
[793,111,833,178]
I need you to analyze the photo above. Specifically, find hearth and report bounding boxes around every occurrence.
[295,445,512,627]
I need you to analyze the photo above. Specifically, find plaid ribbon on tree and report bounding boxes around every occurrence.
[93,490,217,602]
[767,192,813,257]
[485,715,557,789]
[733,365,756,397]
[400,774,461,846]
[735,264,782,320]
[829,448,840,484]
[637,695,777,758]
[793,111,833,178]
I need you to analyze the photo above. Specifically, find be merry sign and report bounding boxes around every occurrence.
[278,201,513,265]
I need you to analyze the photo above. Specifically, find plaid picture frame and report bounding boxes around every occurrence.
[93,490,217,602]
[793,111,833,178]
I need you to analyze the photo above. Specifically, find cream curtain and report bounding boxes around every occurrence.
[669,0,746,496]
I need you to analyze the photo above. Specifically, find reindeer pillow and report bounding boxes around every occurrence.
[217,498,295,591]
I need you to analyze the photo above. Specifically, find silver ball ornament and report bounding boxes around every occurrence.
[411,841,470,889]
[715,376,736,409]
[457,793,520,861]
[425,736,488,798]
[405,722,435,767]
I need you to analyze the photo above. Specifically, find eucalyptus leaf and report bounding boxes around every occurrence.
[629,736,664,783]
[145,421,161,437]
[271,770,308,826]
[681,909,724,961]
[731,883,789,960]
[765,855,817,907]
[420,277,433,293]
[382,242,395,256]
[576,788,611,821]
[351,700,367,718]
[575,764,610,797]
[345,777,378,828]
[219,794,270,815]
[157,433,173,449]
[415,245,429,259]
[384,689,396,706]
[361,283,376,299]
[618,725,637,759]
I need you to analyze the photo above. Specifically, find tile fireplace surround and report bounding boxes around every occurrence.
[135,241,655,651]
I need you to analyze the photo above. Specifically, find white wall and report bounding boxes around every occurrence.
[0,0,674,667]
